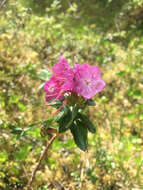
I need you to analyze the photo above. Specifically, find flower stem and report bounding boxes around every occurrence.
[27,133,59,190]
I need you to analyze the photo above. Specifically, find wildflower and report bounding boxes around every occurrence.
[52,56,74,91]
[44,76,64,101]
[44,57,106,101]
[73,64,106,99]
[52,56,73,78]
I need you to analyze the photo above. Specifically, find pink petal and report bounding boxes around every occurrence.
[92,79,106,93]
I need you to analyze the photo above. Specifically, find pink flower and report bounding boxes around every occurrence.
[52,56,74,91]
[44,57,75,101]
[73,64,106,99]
[74,64,101,80]
[52,56,73,78]
[44,76,64,101]
[43,57,106,102]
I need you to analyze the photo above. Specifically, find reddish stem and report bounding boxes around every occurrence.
[27,133,59,190]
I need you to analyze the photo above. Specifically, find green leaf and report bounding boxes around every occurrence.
[52,139,63,151]
[127,88,134,96]
[133,90,142,99]
[57,105,79,133]
[14,145,31,161]
[8,125,24,136]
[27,127,41,139]
[58,109,72,133]
[18,102,27,112]
[50,100,62,109]
[54,110,65,122]
[9,94,19,104]
[38,82,45,89]
[70,121,88,151]
[37,69,51,81]
[54,106,68,122]
[116,71,125,77]
[127,113,136,120]
[78,113,96,133]
[42,118,54,125]
[0,150,8,163]
[70,105,79,120]
[139,114,143,120]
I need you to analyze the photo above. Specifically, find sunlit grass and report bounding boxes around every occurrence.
[0,0,143,189]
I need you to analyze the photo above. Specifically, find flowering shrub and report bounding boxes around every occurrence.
[43,57,106,151]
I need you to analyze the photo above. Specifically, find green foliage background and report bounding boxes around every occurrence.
[0,0,143,189]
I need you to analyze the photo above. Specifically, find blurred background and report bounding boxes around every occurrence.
[0,0,143,189]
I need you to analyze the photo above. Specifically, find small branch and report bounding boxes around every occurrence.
[0,0,7,9]
[22,164,28,178]
[66,0,72,8]
[27,133,59,190]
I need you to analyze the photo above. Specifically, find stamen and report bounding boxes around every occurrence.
[53,100,67,115]
[46,90,64,106]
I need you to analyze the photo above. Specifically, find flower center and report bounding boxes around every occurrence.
[85,79,91,86]
[48,86,54,93]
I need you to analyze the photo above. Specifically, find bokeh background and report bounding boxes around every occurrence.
[0,0,143,189]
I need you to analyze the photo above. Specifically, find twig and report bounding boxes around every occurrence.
[66,0,72,8]
[0,0,7,9]
[22,164,28,178]
[27,133,59,190]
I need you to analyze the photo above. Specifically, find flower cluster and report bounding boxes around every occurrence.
[44,57,106,101]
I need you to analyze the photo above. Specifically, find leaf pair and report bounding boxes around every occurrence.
[54,105,78,133]
[54,104,96,151]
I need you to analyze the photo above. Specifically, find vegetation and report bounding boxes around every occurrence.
[0,0,143,189]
